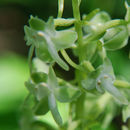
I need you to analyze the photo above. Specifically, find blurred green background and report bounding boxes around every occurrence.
[0,0,130,129]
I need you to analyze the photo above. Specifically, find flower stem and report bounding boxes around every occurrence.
[72,0,85,121]
[61,49,82,70]
[57,0,64,18]
[72,0,84,61]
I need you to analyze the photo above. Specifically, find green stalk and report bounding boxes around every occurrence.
[72,0,84,61]
[57,0,64,18]
[61,49,82,70]
[72,0,85,121]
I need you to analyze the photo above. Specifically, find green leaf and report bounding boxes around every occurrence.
[46,67,68,125]
[103,25,129,50]
[25,80,36,95]
[24,26,37,46]
[96,40,106,61]
[35,83,50,101]
[29,16,55,35]
[31,58,49,83]
[55,80,81,102]
[82,58,115,93]
[48,93,63,126]
[31,72,47,84]
[122,104,130,122]
[24,26,53,63]
[45,17,55,36]
[81,71,97,90]
[97,58,115,79]
[41,33,69,71]
[83,41,97,61]
[97,75,128,105]
[25,80,50,101]
[95,58,115,93]
[74,41,99,63]
[51,30,77,50]
[93,58,128,104]
[48,67,81,102]
[83,8,100,21]
[36,31,69,70]
[29,16,45,31]
[91,11,111,23]
[32,58,49,74]
[88,40,106,65]
[34,96,49,115]
[83,11,111,33]
[35,43,53,63]
[48,66,58,92]
[24,26,44,47]
[24,25,52,63]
